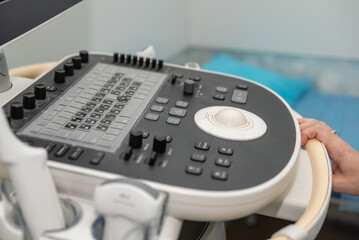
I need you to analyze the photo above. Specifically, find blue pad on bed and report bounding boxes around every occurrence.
[202,53,312,106]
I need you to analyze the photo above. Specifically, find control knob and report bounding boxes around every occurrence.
[63,62,74,76]
[10,102,24,119]
[54,69,65,83]
[79,50,89,63]
[23,93,36,109]
[34,84,46,100]
[129,130,143,149]
[152,135,167,154]
[72,56,82,69]
[183,79,195,94]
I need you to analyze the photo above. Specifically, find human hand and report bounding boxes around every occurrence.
[299,118,359,196]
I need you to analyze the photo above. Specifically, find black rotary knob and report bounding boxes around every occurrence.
[113,52,119,62]
[129,129,143,149]
[79,50,89,63]
[10,102,24,119]
[139,57,144,66]
[126,54,132,64]
[153,135,167,154]
[183,79,195,94]
[119,53,125,63]
[23,92,36,109]
[54,69,65,83]
[64,62,74,76]
[72,56,82,69]
[34,84,46,100]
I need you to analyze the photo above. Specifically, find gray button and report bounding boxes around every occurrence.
[102,134,116,142]
[150,105,164,112]
[166,117,181,125]
[69,131,88,141]
[56,129,73,139]
[155,97,169,104]
[30,125,43,133]
[169,108,187,117]
[111,123,126,130]
[83,131,104,144]
[119,98,142,118]
[145,113,159,121]
[52,117,68,125]
[216,86,228,93]
[231,89,248,104]
[46,123,62,131]
[106,128,121,136]
[175,101,189,108]
[97,140,112,147]
[41,128,57,136]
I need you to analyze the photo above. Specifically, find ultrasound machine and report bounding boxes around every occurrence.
[0,1,332,240]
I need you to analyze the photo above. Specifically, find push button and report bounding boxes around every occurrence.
[175,101,189,108]
[185,165,203,176]
[44,143,56,153]
[166,117,181,125]
[218,147,234,155]
[212,170,228,181]
[213,93,226,100]
[190,153,206,162]
[194,141,210,151]
[55,144,70,157]
[90,152,104,165]
[169,108,187,117]
[69,148,83,160]
[215,158,231,167]
[155,97,169,104]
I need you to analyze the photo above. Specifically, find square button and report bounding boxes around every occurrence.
[166,117,181,125]
[169,108,187,117]
[175,101,189,108]
[185,165,203,176]
[216,86,228,93]
[155,97,169,104]
[211,171,228,181]
[151,105,165,112]
[194,141,210,151]
[190,153,206,162]
[145,113,160,121]
[218,147,234,155]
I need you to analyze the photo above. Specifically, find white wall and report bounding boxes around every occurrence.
[188,0,359,60]
[88,0,188,60]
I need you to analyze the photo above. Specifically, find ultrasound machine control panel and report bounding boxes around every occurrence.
[2,51,300,222]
